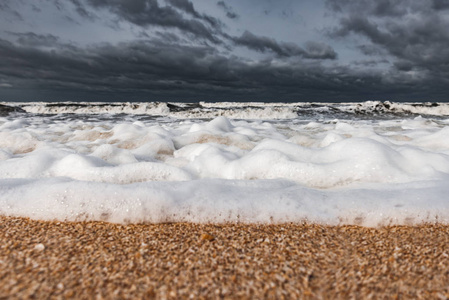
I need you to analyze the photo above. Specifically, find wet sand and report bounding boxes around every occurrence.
[1,216,449,299]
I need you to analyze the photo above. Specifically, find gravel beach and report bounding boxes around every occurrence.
[1,216,449,299]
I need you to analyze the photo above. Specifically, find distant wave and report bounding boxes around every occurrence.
[2,101,449,119]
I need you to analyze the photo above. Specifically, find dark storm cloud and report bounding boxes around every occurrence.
[217,1,239,19]
[0,37,235,93]
[327,0,449,80]
[233,31,337,60]
[3,34,427,102]
[166,0,222,28]
[154,31,181,43]
[6,32,60,48]
[83,0,221,43]
[53,0,335,60]
[166,0,198,16]
[68,0,97,20]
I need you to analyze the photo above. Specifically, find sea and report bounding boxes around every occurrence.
[1,100,449,226]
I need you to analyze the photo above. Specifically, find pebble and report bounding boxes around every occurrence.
[33,244,45,251]
[200,233,215,241]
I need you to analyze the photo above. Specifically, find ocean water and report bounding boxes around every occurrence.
[1,101,449,226]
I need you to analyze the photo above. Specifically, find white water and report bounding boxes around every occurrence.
[5,100,449,118]
[1,101,449,226]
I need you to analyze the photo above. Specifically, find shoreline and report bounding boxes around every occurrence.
[1,216,449,299]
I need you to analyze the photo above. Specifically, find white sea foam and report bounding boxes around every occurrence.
[1,102,449,226]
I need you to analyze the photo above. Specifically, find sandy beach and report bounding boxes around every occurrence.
[1,216,449,299]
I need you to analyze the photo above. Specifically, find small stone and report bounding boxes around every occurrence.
[200,233,215,241]
[75,224,84,232]
[34,243,45,251]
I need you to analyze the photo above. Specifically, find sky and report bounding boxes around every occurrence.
[1,0,449,102]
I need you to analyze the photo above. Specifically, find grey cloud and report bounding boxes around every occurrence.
[42,0,95,24]
[0,37,232,94]
[233,31,286,55]
[166,0,197,16]
[31,4,42,12]
[304,42,338,60]
[2,36,422,102]
[6,32,60,48]
[326,0,410,17]
[69,0,97,20]
[52,0,65,11]
[154,31,181,43]
[357,44,386,56]
[432,0,449,10]
[234,31,337,60]
[331,17,387,44]
[394,60,415,71]
[0,1,10,10]
[69,0,222,43]
[166,0,223,29]
[353,59,389,67]
[217,1,239,19]
[0,1,24,21]
[327,0,449,80]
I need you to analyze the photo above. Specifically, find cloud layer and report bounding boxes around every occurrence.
[0,0,448,101]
